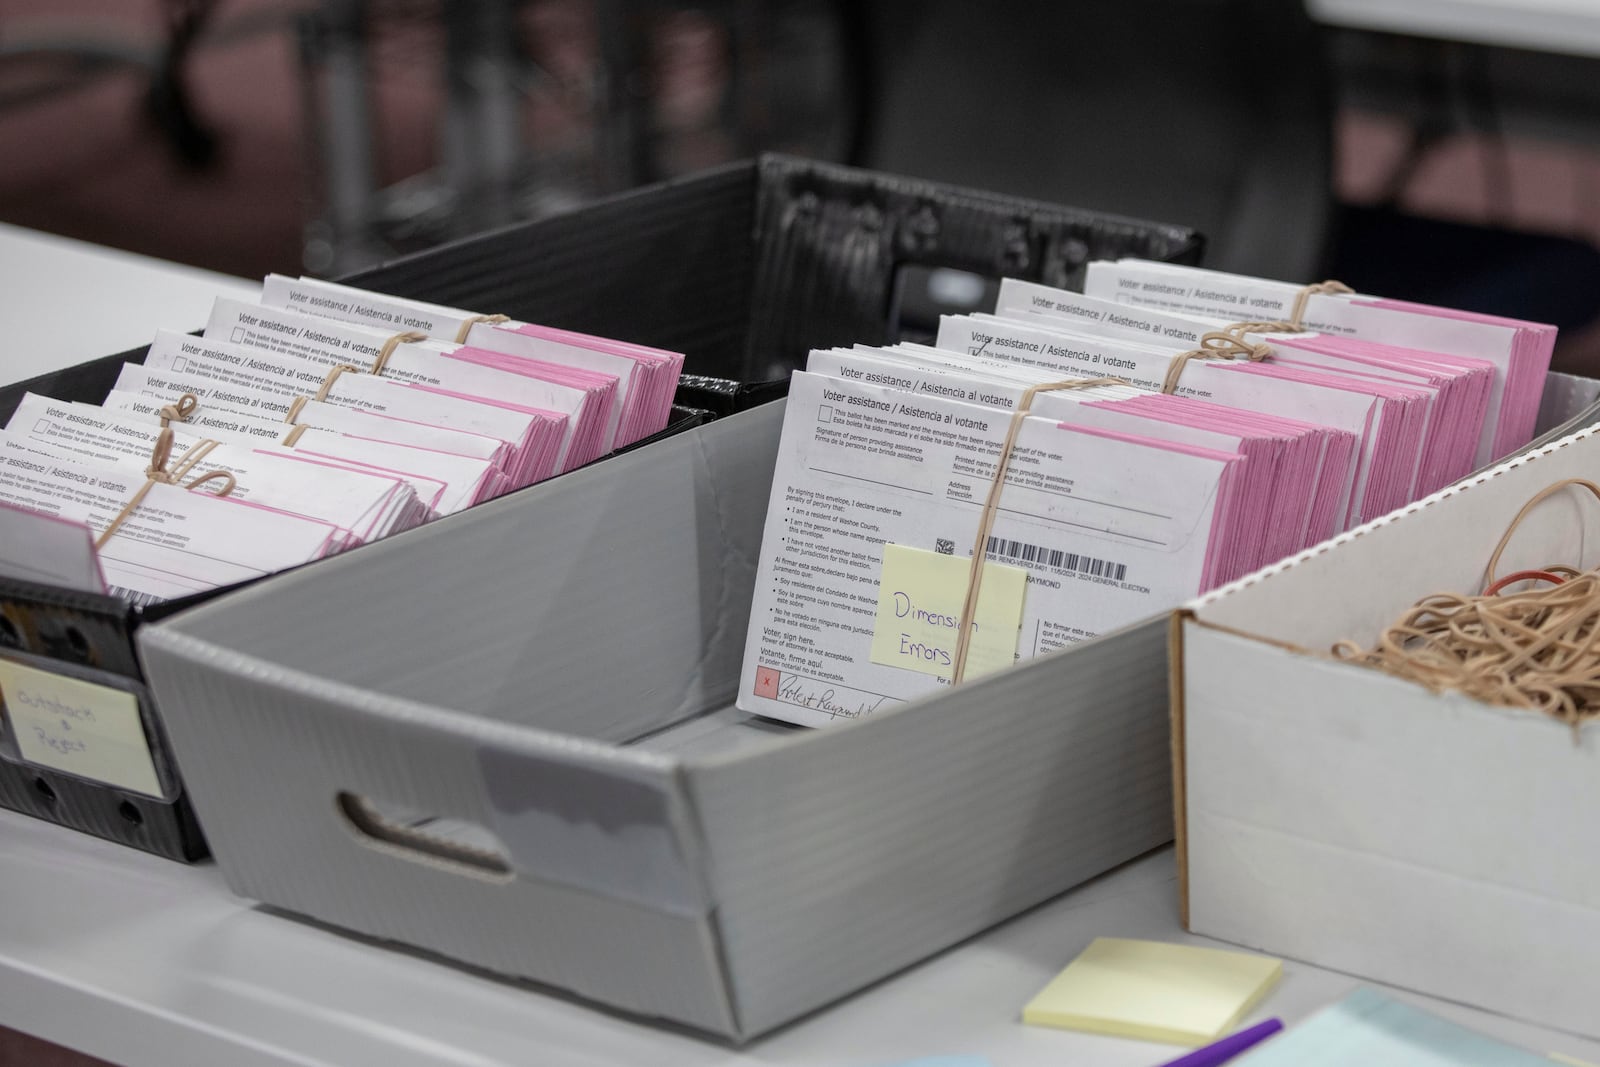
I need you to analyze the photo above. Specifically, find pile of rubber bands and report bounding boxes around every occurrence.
[1333,480,1600,734]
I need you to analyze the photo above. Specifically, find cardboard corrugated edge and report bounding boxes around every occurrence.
[1168,608,1191,930]
[1170,610,1310,931]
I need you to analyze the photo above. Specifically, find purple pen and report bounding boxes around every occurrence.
[1155,1019,1285,1067]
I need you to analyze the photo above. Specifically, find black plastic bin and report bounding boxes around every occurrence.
[0,154,1203,862]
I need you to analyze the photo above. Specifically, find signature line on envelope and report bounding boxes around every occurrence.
[808,467,935,495]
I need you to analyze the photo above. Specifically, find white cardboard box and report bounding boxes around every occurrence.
[1174,422,1600,1040]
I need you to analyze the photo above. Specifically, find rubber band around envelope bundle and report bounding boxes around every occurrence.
[94,425,235,550]
[1159,278,1353,394]
[313,363,361,402]
[1333,478,1600,736]
[370,330,429,376]
[1160,329,1278,395]
[158,392,199,428]
[453,313,509,344]
[950,376,1129,683]
[1287,279,1353,330]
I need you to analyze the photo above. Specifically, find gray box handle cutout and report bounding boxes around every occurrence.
[336,792,513,882]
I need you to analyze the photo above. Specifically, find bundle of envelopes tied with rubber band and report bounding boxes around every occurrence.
[738,261,1558,727]
[0,275,684,605]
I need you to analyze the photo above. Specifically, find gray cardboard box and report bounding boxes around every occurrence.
[135,370,1600,1040]
[136,399,1175,1040]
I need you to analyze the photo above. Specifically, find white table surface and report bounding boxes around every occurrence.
[1309,0,1600,59]
[7,809,1600,1067]
[0,223,258,388]
[1,229,1598,1066]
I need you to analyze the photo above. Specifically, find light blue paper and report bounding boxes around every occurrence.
[1231,988,1557,1067]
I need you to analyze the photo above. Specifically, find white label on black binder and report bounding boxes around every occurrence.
[0,656,162,797]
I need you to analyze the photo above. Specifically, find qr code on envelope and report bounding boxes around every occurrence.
[935,538,955,555]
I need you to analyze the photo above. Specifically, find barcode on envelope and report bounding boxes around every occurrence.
[106,585,165,608]
[984,536,1128,581]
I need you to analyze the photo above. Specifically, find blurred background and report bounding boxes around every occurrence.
[2,0,1600,367]
[2,4,1600,1063]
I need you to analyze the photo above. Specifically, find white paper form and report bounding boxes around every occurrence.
[737,371,1243,727]
[205,298,597,471]
[6,395,424,544]
[138,329,316,416]
[0,434,339,605]
[140,333,560,486]
[832,342,1342,574]
[97,389,462,515]
[804,348,1294,586]
[260,273,483,338]
[936,310,1400,532]
[260,275,684,448]
[123,347,522,474]
[852,336,1346,569]
[1081,259,1553,464]
[974,293,1435,529]
[104,370,289,446]
[311,376,564,488]
[286,399,511,470]
[101,362,292,436]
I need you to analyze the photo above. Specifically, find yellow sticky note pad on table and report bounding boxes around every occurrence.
[1022,937,1282,1047]
[0,657,162,798]
[870,543,1027,682]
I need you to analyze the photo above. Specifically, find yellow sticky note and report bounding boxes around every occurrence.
[870,543,1027,681]
[1550,1054,1600,1067]
[1022,937,1282,1047]
[0,657,162,798]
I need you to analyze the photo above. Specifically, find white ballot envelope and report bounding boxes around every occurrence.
[737,371,1245,727]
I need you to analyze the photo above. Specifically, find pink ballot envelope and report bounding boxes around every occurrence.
[203,298,603,473]
[319,376,567,487]
[92,396,457,521]
[281,429,507,515]
[446,345,619,464]
[846,340,1352,568]
[1257,334,1493,496]
[286,399,513,471]
[379,383,568,487]
[138,330,564,487]
[1206,360,1428,531]
[462,322,684,448]
[0,435,341,606]
[737,371,1248,727]
[144,329,553,483]
[1113,395,1354,564]
[2,399,425,546]
[830,340,1356,564]
[809,345,1357,585]
[935,310,1400,533]
[808,347,1270,587]
[1078,260,1556,466]
[258,274,686,445]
